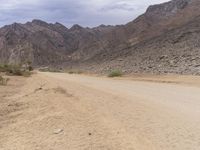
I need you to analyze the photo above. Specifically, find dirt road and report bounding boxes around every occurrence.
[1,72,200,150]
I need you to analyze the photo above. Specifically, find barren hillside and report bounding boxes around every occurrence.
[0,0,200,74]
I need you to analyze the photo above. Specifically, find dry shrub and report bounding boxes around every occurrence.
[0,76,9,86]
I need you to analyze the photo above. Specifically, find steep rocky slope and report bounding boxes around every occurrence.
[70,0,200,74]
[82,15,200,75]
[0,0,200,74]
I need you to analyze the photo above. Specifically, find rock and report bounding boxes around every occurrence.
[159,55,168,60]
[194,64,200,67]
[53,129,63,134]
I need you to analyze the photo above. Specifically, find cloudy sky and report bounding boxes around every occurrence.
[0,0,169,27]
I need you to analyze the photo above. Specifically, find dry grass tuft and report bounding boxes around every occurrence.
[0,76,9,86]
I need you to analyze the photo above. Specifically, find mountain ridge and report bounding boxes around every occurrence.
[0,0,200,74]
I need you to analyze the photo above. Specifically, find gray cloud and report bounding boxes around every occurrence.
[0,0,170,27]
[101,3,135,12]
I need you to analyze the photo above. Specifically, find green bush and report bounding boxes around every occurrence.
[68,71,74,74]
[28,66,34,71]
[0,64,9,72]
[108,70,123,77]
[68,70,83,74]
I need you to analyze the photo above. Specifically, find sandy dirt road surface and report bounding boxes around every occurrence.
[1,72,200,150]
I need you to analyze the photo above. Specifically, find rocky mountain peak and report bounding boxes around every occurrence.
[31,19,49,27]
[70,24,84,31]
[54,22,67,28]
[146,0,190,17]
[5,22,21,29]
[2,22,27,35]
[52,22,68,31]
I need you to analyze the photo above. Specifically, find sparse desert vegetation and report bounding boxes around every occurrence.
[108,70,123,77]
[0,75,9,85]
[67,70,83,74]
[1,0,200,149]
[38,67,83,74]
[0,64,33,77]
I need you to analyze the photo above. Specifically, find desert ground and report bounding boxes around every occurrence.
[1,72,200,150]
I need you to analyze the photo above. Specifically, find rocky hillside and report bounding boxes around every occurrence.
[0,0,200,74]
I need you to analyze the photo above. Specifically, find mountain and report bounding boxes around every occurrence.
[0,0,200,74]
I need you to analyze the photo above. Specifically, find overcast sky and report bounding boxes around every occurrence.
[0,0,169,27]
